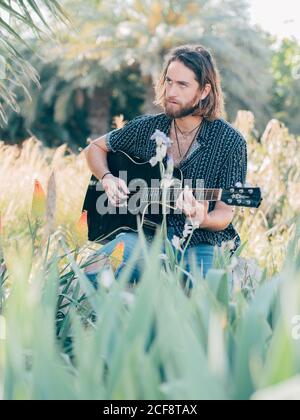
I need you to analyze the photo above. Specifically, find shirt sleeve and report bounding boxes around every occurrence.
[105,116,143,155]
[218,136,248,189]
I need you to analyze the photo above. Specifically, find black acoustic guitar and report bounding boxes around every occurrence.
[82,151,262,243]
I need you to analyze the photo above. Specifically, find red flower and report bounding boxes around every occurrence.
[31,179,46,219]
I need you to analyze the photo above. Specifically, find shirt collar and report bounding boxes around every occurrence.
[162,114,211,149]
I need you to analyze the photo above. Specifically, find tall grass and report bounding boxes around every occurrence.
[0,138,90,242]
[0,219,299,400]
[0,112,299,400]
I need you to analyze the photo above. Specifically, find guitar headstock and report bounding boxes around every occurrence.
[221,186,262,208]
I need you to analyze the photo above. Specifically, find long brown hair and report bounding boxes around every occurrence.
[154,45,224,120]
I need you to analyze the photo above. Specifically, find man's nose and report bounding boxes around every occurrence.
[167,84,179,98]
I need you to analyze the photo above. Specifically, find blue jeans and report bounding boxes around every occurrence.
[85,227,215,288]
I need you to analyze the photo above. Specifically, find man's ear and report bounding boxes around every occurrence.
[201,83,212,100]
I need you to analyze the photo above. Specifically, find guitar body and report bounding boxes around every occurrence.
[82,151,183,242]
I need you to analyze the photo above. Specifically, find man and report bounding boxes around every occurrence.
[83,44,247,283]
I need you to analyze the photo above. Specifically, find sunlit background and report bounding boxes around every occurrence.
[1,0,300,149]
[249,0,300,41]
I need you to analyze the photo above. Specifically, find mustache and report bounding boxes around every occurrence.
[166,99,180,104]
[164,100,200,118]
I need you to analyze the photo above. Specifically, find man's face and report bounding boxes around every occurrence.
[163,60,202,118]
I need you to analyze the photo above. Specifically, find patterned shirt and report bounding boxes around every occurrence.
[105,113,247,251]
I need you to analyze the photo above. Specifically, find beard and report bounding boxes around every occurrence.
[164,97,200,118]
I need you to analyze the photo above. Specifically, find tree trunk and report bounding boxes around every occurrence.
[87,87,111,139]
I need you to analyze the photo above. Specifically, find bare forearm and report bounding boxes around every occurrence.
[84,141,109,180]
[200,208,234,231]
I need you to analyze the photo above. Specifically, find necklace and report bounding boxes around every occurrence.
[174,119,202,137]
[173,119,202,162]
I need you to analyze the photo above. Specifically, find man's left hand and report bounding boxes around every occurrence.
[176,186,210,228]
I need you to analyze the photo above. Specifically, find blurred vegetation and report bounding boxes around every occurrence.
[1,223,300,400]
[271,38,300,135]
[0,0,70,126]
[0,56,145,148]
[4,0,298,148]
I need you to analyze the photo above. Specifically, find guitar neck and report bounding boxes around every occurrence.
[193,188,222,201]
[138,187,222,203]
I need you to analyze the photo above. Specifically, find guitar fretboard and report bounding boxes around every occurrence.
[137,188,222,203]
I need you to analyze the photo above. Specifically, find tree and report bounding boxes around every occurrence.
[271,38,300,135]
[56,0,273,131]
[0,54,145,148]
[0,0,69,126]
[0,0,275,144]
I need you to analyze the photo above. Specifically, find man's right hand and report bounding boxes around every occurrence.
[101,174,130,207]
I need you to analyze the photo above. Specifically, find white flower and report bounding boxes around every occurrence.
[150,156,158,167]
[171,235,183,251]
[150,129,172,148]
[156,147,164,161]
[183,222,194,239]
[101,267,115,289]
[227,240,236,251]
[160,144,168,157]
[156,137,164,146]
[187,217,201,229]
[149,129,173,167]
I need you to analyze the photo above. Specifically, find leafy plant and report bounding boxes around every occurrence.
[0,0,70,126]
